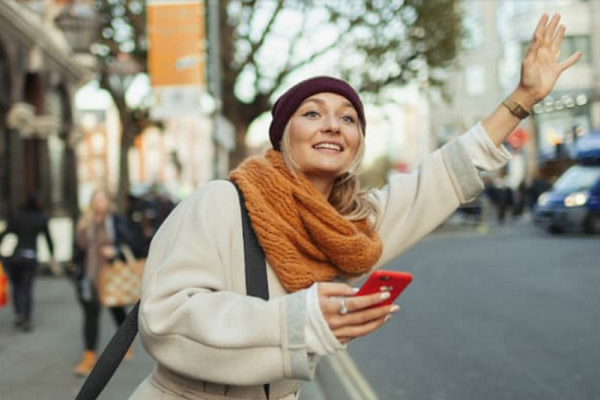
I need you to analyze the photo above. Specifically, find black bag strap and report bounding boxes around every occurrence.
[74,302,139,400]
[236,183,269,300]
[74,183,269,400]
[235,183,271,399]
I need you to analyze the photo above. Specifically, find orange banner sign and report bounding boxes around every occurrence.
[147,0,206,88]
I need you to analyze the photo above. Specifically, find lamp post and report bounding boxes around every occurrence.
[54,1,98,54]
[54,1,99,222]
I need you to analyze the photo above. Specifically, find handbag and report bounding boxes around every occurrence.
[98,245,144,307]
[0,260,8,308]
[74,183,269,400]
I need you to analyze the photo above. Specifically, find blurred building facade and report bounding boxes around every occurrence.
[0,0,91,221]
[430,0,600,182]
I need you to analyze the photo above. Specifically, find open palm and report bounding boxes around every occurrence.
[520,13,582,102]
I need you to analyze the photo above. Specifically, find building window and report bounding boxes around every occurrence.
[561,35,591,64]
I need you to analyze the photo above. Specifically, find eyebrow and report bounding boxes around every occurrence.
[300,96,354,110]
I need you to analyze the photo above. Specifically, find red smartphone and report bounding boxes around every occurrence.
[354,270,413,307]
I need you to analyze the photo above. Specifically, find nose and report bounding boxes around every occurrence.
[323,113,340,134]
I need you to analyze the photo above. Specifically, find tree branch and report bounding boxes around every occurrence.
[235,0,285,76]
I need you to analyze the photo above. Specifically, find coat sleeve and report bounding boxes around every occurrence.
[374,124,501,267]
[138,180,312,386]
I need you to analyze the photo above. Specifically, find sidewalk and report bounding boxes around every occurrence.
[0,275,153,400]
[0,274,332,400]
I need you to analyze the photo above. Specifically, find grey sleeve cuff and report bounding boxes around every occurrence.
[461,122,511,171]
[284,289,313,380]
[441,137,485,203]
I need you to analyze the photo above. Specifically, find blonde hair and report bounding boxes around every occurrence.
[280,125,382,227]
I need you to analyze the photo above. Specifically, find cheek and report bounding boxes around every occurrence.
[347,131,361,156]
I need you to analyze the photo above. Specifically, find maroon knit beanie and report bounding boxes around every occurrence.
[268,76,366,151]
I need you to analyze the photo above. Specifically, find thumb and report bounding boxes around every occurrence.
[559,51,582,72]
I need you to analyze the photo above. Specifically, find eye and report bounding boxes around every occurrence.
[302,110,320,118]
[341,115,356,123]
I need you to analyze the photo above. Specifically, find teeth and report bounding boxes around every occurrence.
[314,143,341,151]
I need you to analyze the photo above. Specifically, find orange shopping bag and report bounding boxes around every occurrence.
[0,260,8,308]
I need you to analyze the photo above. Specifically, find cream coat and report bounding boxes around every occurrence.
[128,123,508,400]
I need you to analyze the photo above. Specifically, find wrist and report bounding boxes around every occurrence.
[511,87,538,111]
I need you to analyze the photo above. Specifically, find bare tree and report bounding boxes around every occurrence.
[90,0,463,206]
[214,0,464,168]
[91,0,150,211]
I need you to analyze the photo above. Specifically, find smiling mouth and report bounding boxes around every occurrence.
[313,142,343,152]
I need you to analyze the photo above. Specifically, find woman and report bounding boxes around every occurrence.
[0,191,56,332]
[128,14,580,400]
[72,189,136,376]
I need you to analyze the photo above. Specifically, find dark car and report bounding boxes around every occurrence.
[533,132,600,234]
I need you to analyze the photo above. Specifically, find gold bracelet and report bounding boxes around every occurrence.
[501,97,530,119]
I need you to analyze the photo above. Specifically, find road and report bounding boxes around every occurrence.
[348,220,600,400]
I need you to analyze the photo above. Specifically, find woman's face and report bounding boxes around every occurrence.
[91,191,111,219]
[286,92,361,193]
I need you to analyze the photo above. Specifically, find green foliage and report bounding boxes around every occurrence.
[91,0,147,69]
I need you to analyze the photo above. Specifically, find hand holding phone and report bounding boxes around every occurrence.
[354,270,413,307]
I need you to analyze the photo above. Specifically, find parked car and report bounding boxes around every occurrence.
[534,132,600,234]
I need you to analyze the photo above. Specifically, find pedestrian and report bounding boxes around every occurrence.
[492,168,515,224]
[127,14,580,400]
[0,191,57,332]
[72,189,136,376]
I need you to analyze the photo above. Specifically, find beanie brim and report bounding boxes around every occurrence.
[268,76,366,150]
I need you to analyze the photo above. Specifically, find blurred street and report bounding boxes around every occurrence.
[350,217,600,400]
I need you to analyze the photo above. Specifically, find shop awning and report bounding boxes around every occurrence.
[0,0,88,82]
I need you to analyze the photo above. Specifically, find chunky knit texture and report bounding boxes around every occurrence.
[269,76,366,151]
[229,150,382,292]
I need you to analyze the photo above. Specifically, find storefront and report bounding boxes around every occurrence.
[0,0,89,220]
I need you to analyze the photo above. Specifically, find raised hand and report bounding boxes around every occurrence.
[483,13,583,146]
[519,13,582,103]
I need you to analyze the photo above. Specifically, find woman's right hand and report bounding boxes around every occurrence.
[318,282,400,344]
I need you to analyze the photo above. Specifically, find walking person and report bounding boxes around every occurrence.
[72,189,136,376]
[0,191,57,332]
[127,14,580,400]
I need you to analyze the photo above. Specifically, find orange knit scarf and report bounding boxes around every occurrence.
[229,150,382,292]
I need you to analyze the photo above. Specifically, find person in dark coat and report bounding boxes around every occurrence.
[0,191,56,332]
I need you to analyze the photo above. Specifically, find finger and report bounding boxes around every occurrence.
[329,303,399,332]
[340,304,399,327]
[350,290,393,311]
[559,51,583,71]
[322,288,391,318]
[531,13,549,44]
[526,14,548,58]
[333,314,391,340]
[551,25,566,53]
[544,13,561,44]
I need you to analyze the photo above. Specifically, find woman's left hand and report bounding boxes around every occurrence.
[101,245,117,260]
[519,13,582,103]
